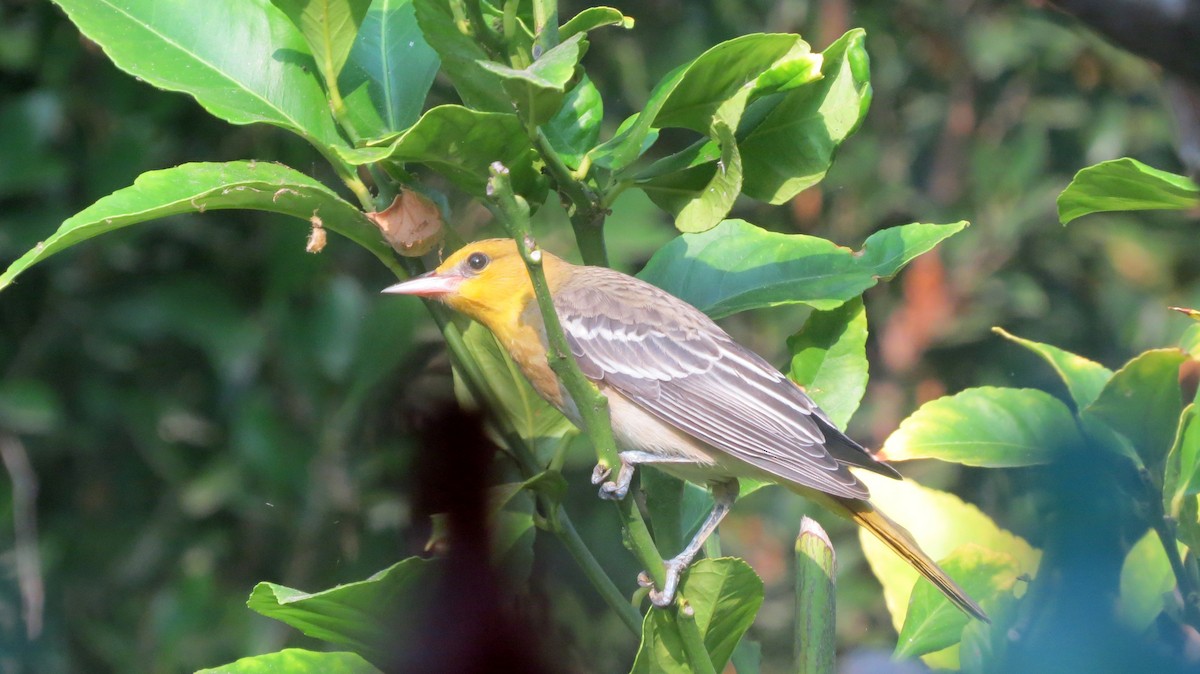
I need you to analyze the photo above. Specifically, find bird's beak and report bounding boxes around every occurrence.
[381,271,464,298]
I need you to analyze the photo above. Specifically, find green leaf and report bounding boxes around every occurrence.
[544,76,603,169]
[1058,157,1200,224]
[992,327,1113,410]
[879,387,1080,467]
[588,34,808,173]
[857,473,1040,642]
[1083,349,1187,470]
[787,296,868,429]
[452,322,576,460]
[958,593,1018,674]
[271,0,370,91]
[638,219,968,318]
[478,33,587,125]
[895,545,1020,659]
[1116,529,1179,632]
[560,6,633,39]
[196,649,382,674]
[739,28,872,204]
[338,0,440,138]
[338,106,541,198]
[248,558,433,662]
[1181,323,1200,358]
[630,558,763,674]
[49,0,346,152]
[0,161,393,292]
[640,122,743,233]
[1164,404,1200,524]
[412,0,509,112]
[642,470,715,559]
[653,34,803,133]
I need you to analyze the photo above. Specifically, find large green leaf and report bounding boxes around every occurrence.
[739,28,871,204]
[0,161,394,292]
[197,649,382,674]
[588,34,816,173]
[338,106,541,198]
[338,0,440,138]
[478,33,587,126]
[1058,157,1200,224]
[50,0,347,152]
[787,296,868,429]
[1083,349,1187,470]
[992,327,1113,410]
[271,0,370,91]
[248,558,433,662]
[638,219,967,318]
[879,387,1080,466]
[895,546,1019,660]
[412,0,509,111]
[630,558,763,674]
[857,474,1040,669]
[1116,529,1179,633]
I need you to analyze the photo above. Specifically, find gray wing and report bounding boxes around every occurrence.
[554,268,873,500]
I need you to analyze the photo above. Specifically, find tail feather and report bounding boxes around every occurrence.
[835,497,990,623]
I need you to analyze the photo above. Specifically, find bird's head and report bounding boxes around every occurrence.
[382,239,565,329]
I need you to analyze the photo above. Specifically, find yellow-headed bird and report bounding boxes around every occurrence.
[385,239,986,621]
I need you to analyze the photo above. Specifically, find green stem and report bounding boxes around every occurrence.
[533,130,608,267]
[462,0,505,59]
[532,0,558,54]
[795,517,836,674]
[676,606,719,674]
[552,509,643,633]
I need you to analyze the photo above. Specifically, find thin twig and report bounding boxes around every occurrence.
[1,434,44,639]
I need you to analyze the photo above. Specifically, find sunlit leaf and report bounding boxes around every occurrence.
[1116,528,1179,632]
[640,122,743,233]
[992,327,1113,410]
[271,0,370,90]
[739,28,871,204]
[895,545,1020,659]
[788,296,868,429]
[412,0,509,111]
[638,219,968,318]
[478,33,587,125]
[1083,349,1187,470]
[1164,404,1200,525]
[560,6,633,40]
[1058,157,1200,224]
[0,161,393,292]
[338,106,541,198]
[544,76,603,169]
[630,558,763,674]
[248,558,433,662]
[857,472,1040,639]
[339,0,440,138]
[197,649,382,674]
[50,0,346,152]
[879,387,1079,466]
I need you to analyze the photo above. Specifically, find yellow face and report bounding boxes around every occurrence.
[382,239,548,331]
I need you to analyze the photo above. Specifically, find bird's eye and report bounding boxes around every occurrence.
[466,252,490,272]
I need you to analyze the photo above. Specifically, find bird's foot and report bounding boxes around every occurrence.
[644,557,689,608]
[592,458,632,500]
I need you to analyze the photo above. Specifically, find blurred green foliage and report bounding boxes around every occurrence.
[1,0,1198,672]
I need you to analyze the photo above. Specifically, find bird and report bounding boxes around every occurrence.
[383,238,987,621]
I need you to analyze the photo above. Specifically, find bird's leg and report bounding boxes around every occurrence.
[641,479,738,608]
[591,451,670,500]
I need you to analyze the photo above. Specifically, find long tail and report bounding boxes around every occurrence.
[831,496,989,622]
